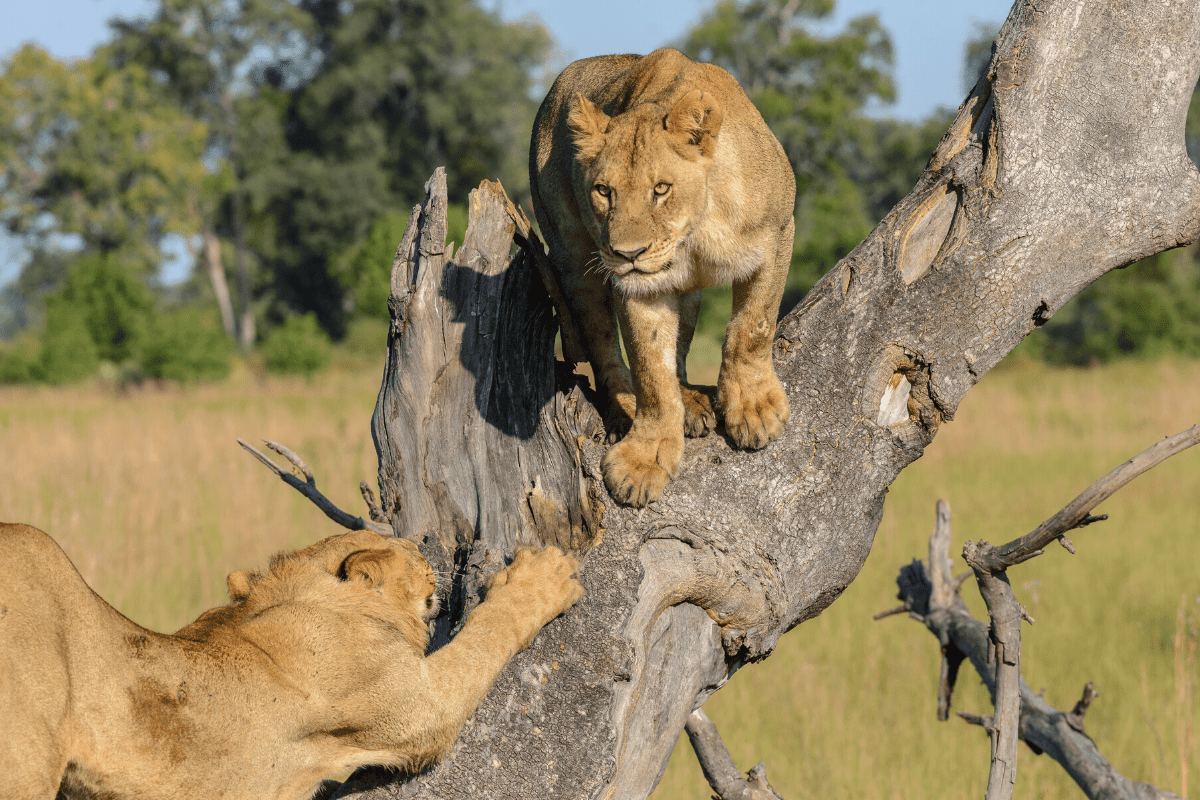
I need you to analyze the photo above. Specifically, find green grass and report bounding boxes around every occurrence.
[0,354,1195,798]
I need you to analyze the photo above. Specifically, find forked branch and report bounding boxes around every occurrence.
[958,426,1200,800]
[878,428,1200,800]
[237,438,392,536]
[967,426,1200,573]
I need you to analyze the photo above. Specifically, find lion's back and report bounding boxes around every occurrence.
[0,524,83,789]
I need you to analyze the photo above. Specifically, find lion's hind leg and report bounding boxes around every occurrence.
[675,289,717,439]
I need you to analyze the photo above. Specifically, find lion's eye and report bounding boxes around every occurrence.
[594,183,611,198]
[654,183,671,196]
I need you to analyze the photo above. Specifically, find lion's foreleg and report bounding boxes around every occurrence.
[563,266,636,441]
[718,218,793,449]
[601,293,685,507]
[407,548,582,758]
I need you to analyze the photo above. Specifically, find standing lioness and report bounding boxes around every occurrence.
[530,48,796,507]
[0,523,582,800]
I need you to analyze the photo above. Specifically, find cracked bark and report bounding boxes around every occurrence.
[328,2,1200,797]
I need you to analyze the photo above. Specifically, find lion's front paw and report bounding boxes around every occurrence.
[719,372,790,449]
[681,384,716,438]
[489,546,584,622]
[601,429,683,507]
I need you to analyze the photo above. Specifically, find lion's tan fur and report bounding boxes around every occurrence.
[530,48,796,507]
[0,523,582,800]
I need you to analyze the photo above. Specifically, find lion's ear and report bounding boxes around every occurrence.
[227,570,256,602]
[567,93,609,162]
[664,89,723,159]
[338,549,396,588]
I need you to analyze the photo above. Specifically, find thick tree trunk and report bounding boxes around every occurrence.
[201,227,237,338]
[335,2,1200,797]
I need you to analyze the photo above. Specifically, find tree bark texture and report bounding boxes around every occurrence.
[339,2,1200,797]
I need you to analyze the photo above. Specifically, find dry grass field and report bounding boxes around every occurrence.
[1,355,1196,799]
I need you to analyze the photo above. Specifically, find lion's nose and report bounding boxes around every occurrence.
[613,245,648,262]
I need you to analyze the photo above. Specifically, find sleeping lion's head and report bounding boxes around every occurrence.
[568,88,723,297]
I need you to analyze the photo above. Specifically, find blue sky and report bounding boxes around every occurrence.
[4,0,1015,119]
[0,0,1015,282]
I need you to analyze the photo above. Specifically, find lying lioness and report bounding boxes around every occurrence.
[0,523,583,800]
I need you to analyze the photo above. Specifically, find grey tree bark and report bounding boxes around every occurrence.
[328,2,1200,797]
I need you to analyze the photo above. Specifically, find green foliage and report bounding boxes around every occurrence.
[1019,249,1200,365]
[681,0,895,201]
[142,309,233,382]
[0,336,40,384]
[8,252,234,386]
[261,313,332,376]
[224,0,550,337]
[38,304,102,385]
[0,44,209,272]
[48,253,152,364]
[333,204,469,321]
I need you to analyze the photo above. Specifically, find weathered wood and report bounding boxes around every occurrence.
[888,490,1191,800]
[685,708,786,800]
[958,426,1200,799]
[330,2,1200,797]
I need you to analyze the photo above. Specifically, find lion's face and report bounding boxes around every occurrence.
[226,531,439,640]
[569,89,723,297]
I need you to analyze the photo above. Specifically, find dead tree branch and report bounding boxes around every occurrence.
[684,708,786,800]
[237,439,392,536]
[959,427,1200,799]
[966,427,1200,574]
[881,428,1200,800]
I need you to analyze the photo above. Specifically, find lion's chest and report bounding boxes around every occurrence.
[678,216,769,290]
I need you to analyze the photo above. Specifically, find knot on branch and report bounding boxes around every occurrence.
[641,531,779,661]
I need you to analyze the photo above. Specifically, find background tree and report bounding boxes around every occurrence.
[109,0,313,347]
[0,44,208,277]
[243,0,551,338]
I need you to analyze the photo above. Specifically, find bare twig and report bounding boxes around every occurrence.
[970,426,1200,573]
[238,438,393,536]
[359,481,386,523]
[684,708,786,800]
[873,603,910,621]
[1067,681,1099,733]
[958,711,996,733]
